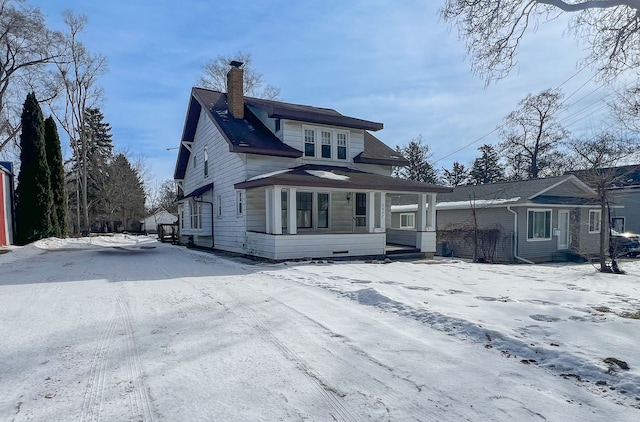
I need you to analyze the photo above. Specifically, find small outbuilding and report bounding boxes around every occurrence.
[140,209,178,234]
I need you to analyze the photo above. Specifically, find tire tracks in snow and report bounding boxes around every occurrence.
[80,290,155,422]
[245,272,470,421]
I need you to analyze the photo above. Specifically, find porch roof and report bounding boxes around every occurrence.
[182,182,214,199]
[234,164,453,193]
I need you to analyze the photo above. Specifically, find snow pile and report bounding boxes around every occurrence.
[1,236,639,421]
[305,170,350,181]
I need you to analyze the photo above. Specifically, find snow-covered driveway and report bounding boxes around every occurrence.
[1,236,638,421]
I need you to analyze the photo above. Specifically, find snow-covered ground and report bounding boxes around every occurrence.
[1,235,639,421]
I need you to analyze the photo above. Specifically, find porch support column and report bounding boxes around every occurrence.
[416,193,427,232]
[265,188,273,234]
[273,186,282,235]
[368,191,376,233]
[288,188,297,235]
[379,192,386,230]
[426,193,437,231]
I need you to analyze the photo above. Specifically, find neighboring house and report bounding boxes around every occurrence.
[570,164,640,234]
[0,162,15,246]
[173,62,451,260]
[140,209,178,234]
[391,175,605,263]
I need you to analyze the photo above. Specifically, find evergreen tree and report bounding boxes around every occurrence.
[68,108,114,230]
[44,116,67,238]
[104,154,146,232]
[394,135,439,184]
[442,161,469,186]
[15,92,54,245]
[469,144,505,185]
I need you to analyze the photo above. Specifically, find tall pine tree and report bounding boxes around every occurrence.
[469,144,505,185]
[394,135,439,184]
[442,161,469,186]
[44,116,67,238]
[15,92,54,245]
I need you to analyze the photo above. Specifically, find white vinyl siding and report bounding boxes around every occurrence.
[181,109,246,251]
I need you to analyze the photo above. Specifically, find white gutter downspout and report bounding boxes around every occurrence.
[507,206,534,264]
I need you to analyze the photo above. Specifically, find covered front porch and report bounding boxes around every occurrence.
[243,185,438,260]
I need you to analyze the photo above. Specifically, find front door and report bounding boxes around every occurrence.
[558,210,570,250]
[353,192,367,233]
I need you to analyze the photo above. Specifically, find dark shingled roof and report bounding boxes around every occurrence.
[175,87,406,179]
[244,97,383,131]
[234,164,452,193]
[435,175,593,204]
[174,88,302,179]
[354,132,409,166]
[569,164,640,190]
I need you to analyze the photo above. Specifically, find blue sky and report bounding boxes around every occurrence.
[30,0,613,187]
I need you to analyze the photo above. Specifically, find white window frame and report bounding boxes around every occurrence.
[589,209,601,233]
[190,199,202,230]
[320,130,332,159]
[399,213,415,229]
[302,125,349,161]
[192,154,197,169]
[527,209,552,241]
[216,195,222,218]
[303,128,315,157]
[336,131,348,160]
[236,191,244,216]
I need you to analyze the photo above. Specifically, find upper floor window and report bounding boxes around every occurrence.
[337,133,347,160]
[204,147,209,177]
[302,126,349,161]
[304,129,315,157]
[236,191,244,216]
[192,155,197,169]
[321,130,332,159]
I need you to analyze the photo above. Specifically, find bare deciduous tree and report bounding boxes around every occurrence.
[499,89,569,179]
[441,0,640,85]
[0,0,65,155]
[197,51,280,99]
[50,10,107,234]
[566,132,638,272]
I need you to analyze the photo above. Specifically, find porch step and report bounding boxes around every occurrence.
[386,247,425,261]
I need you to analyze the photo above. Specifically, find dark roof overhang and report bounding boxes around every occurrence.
[245,97,383,131]
[234,164,452,193]
[180,183,214,200]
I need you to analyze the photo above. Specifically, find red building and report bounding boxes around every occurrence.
[0,162,14,246]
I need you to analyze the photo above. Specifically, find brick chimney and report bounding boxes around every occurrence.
[227,60,244,119]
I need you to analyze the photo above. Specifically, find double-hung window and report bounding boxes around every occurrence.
[204,147,209,177]
[336,132,347,160]
[527,209,551,240]
[295,192,330,229]
[304,129,315,157]
[302,126,349,161]
[589,209,601,233]
[321,131,332,158]
[400,213,415,229]
[296,192,313,228]
[190,199,202,229]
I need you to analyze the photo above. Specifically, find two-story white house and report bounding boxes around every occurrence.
[173,62,451,260]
